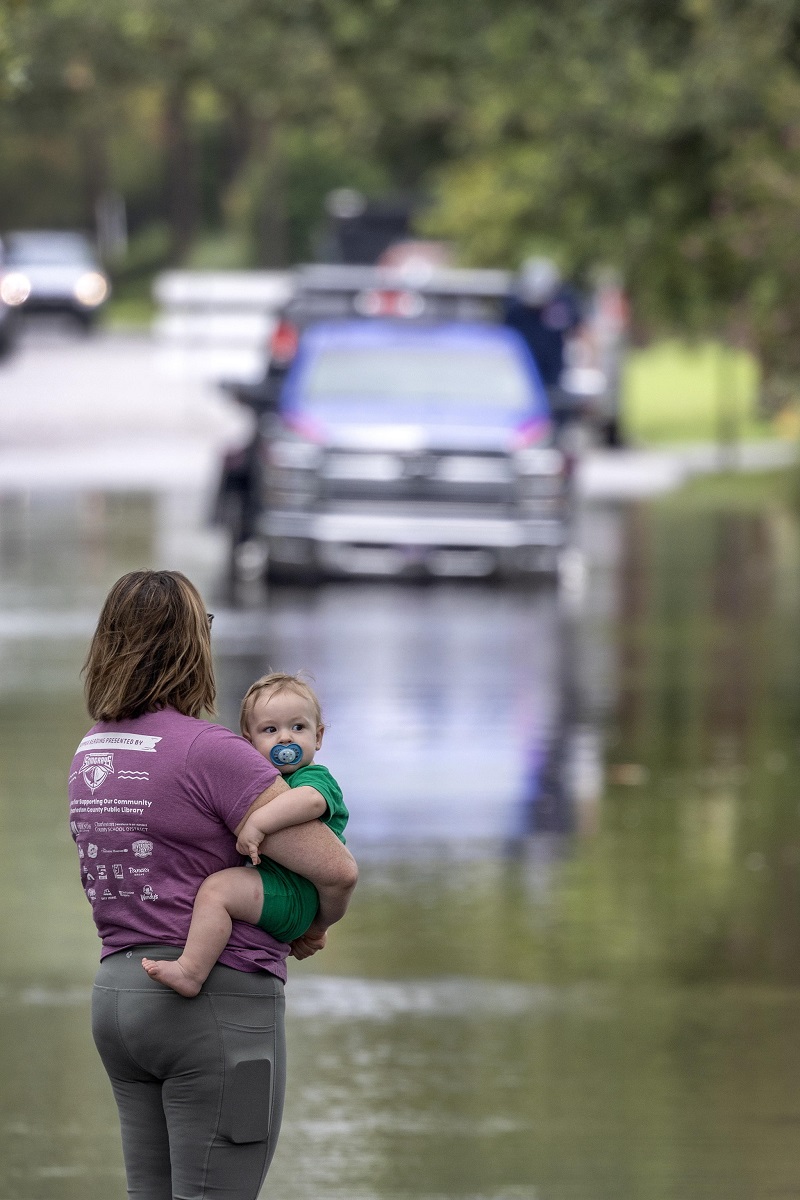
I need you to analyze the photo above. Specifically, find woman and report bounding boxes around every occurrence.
[68,570,358,1200]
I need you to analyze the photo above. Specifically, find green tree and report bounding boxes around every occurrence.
[6,0,800,402]
[420,0,800,403]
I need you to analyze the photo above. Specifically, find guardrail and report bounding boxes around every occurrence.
[153,270,294,386]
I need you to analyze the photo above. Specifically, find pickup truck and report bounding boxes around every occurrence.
[240,316,572,582]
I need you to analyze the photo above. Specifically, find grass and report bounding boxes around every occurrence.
[185,232,253,270]
[101,295,156,330]
[98,231,254,331]
[656,465,800,512]
[621,340,785,446]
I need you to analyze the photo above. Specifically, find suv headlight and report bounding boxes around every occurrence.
[74,272,109,307]
[0,272,31,306]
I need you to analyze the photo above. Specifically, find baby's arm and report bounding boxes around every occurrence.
[236,785,327,864]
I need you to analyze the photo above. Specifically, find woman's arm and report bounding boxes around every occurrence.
[259,820,358,928]
[236,786,327,863]
[235,779,358,934]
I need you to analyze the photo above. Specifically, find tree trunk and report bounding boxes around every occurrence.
[163,79,197,264]
[79,116,108,241]
[252,116,288,268]
[222,93,254,191]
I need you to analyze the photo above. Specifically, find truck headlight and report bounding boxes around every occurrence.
[513,447,564,476]
[514,452,567,516]
[267,439,323,470]
[263,438,322,509]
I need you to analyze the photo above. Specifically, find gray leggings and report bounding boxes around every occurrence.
[92,945,286,1200]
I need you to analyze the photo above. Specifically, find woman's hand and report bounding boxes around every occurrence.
[290,929,328,959]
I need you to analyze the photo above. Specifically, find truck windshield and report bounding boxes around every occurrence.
[302,345,541,413]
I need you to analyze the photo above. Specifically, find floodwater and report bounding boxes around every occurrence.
[2,477,800,1200]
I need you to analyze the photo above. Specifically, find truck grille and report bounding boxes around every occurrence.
[319,450,515,505]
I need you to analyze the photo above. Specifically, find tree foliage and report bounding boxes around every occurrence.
[3,0,800,390]
[419,0,800,397]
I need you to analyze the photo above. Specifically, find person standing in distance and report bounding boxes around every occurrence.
[503,256,584,427]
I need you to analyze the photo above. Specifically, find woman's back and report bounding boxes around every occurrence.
[69,707,288,975]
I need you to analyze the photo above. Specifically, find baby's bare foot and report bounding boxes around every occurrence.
[141,956,203,998]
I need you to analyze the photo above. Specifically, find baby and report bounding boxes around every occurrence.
[142,672,349,997]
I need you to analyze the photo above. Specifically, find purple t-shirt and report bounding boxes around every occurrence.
[68,708,289,979]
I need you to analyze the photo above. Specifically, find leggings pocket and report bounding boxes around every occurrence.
[210,997,278,1145]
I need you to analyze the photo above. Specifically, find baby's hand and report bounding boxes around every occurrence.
[236,823,263,865]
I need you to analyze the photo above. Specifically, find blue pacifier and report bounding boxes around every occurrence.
[270,743,303,768]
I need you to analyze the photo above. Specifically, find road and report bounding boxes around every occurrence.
[0,321,251,490]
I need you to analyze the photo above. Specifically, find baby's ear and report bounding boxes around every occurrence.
[316,725,325,750]
[241,727,253,745]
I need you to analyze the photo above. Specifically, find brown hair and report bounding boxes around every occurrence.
[83,570,216,721]
[240,671,323,737]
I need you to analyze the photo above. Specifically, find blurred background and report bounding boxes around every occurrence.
[4,3,800,1199]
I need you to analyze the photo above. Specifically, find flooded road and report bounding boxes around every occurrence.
[2,332,800,1199]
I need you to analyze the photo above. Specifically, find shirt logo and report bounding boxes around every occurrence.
[81,752,115,794]
[132,839,154,859]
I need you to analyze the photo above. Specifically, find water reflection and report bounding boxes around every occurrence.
[213,579,605,857]
[2,477,800,1198]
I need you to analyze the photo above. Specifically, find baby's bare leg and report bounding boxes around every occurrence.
[142,867,263,997]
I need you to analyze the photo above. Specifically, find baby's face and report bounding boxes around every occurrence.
[245,688,322,774]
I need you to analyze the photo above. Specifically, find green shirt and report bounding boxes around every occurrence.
[289,763,348,843]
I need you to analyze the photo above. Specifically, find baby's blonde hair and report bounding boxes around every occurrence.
[239,671,323,737]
